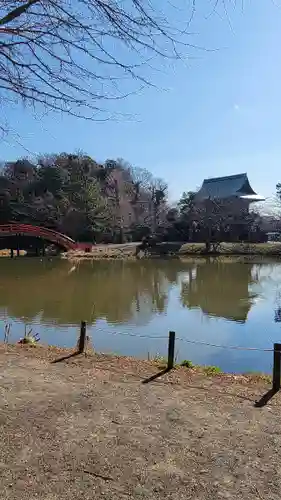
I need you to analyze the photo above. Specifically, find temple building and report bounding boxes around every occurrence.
[195,172,264,210]
[192,173,265,241]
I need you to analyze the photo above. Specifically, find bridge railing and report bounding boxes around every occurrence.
[0,224,77,249]
[14,224,75,242]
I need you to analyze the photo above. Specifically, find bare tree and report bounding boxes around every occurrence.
[0,0,197,122]
[129,167,153,199]
[188,198,224,251]
[129,166,153,226]
[254,194,281,234]
[190,196,266,251]
[149,177,168,234]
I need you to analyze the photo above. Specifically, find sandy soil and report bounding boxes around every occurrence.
[1,345,281,500]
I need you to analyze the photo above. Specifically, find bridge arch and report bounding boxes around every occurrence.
[0,224,77,252]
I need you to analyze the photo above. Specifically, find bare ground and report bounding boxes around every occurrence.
[1,345,281,500]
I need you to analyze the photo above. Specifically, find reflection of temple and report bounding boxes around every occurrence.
[181,261,256,323]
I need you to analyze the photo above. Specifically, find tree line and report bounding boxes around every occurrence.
[0,153,190,243]
[0,153,278,245]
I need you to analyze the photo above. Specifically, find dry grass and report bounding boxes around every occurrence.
[1,344,280,500]
[179,241,281,256]
[64,242,281,261]
[65,243,139,261]
[0,249,26,257]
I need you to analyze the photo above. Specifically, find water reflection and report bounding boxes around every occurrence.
[180,260,257,323]
[0,259,180,326]
[1,257,281,373]
[0,257,262,327]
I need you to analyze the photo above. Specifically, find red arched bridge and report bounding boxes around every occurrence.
[0,224,77,252]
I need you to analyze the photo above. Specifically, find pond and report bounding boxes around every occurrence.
[1,257,281,374]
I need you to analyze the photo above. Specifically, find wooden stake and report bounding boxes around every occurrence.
[273,343,281,391]
[78,321,86,353]
[167,331,175,370]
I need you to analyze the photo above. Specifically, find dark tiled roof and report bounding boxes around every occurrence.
[195,173,257,201]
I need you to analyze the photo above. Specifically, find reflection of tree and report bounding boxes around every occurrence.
[181,260,256,323]
[0,260,184,327]
[274,290,281,323]
[275,308,281,323]
[2,258,259,327]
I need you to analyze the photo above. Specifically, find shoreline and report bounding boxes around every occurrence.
[64,241,281,260]
[2,242,281,260]
[1,343,272,385]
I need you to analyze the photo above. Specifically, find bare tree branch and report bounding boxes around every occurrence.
[0,0,247,125]
[0,0,40,26]
[0,0,240,124]
[0,0,198,122]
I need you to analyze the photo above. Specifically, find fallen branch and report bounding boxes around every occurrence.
[82,469,114,481]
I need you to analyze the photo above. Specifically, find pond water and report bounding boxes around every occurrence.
[1,257,281,374]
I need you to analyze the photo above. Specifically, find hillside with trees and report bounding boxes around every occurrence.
[0,153,175,243]
[0,154,273,246]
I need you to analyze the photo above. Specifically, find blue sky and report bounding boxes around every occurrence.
[0,1,280,202]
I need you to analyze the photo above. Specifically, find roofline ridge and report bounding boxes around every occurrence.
[203,173,247,184]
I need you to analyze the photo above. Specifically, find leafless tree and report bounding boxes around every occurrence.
[129,167,153,198]
[128,166,153,226]
[148,177,168,234]
[254,195,281,233]
[0,0,199,122]
[190,196,266,251]
[188,198,223,251]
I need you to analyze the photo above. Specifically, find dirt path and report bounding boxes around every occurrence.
[1,346,281,499]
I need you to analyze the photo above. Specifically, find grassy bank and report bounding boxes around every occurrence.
[179,241,281,256]
[1,241,281,260]
[1,343,280,500]
[0,343,273,385]
[65,241,281,260]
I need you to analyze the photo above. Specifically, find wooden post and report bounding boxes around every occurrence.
[16,235,20,257]
[273,343,281,391]
[167,331,175,370]
[78,321,86,353]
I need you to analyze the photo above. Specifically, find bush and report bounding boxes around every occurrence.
[203,365,222,376]
[180,359,194,368]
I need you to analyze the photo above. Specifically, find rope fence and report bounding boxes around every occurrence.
[2,318,280,391]
[97,330,274,352]
[76,321,281,392]
[2,318,275,352]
